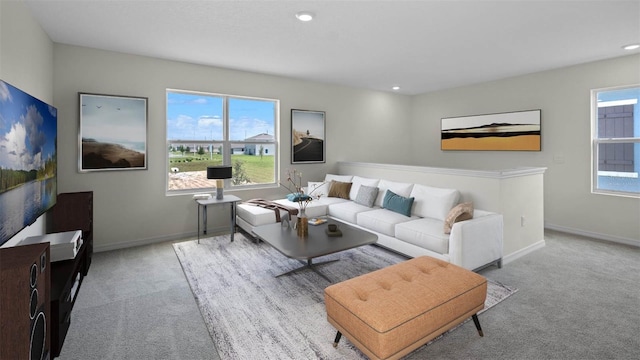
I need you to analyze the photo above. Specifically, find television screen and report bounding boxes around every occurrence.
[0,80,57,247]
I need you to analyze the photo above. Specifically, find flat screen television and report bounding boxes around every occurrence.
[0,79,57,247]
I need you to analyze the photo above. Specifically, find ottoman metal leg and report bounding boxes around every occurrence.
[333,331,342,348]
[472,314,484,337]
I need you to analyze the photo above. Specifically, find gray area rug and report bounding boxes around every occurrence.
[173,233,517,359]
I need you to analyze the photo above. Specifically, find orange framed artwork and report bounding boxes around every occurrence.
[441,110,541,151]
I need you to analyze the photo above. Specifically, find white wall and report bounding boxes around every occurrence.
[53,44,412,251]
[0,0,54,247]
[410,55,640,245]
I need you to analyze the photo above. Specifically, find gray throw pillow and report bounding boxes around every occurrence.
[355,185,379,208]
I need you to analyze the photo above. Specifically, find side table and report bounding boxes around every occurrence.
[196,195,242,243]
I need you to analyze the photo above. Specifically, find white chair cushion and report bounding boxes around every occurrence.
[374,180,414,207]
[327,202,376,224]
[348,176,380,200]
[356,208,418,237]
[395,218,450,254]
[409,184,460,221]
[236,203,282,226]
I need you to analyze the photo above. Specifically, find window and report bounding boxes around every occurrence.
[592,85,640,197]
[166,89,278,194]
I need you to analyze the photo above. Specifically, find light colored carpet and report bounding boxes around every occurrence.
[173,233,517,360]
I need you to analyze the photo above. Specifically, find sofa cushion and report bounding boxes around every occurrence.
[444,202,474,234]
[328,201,376,224]
[357,209,418,237]
[324,174,353,183]
[395,218,450,254]
[307,181,330,198]
[410,184,460,221]
[236,203,283,227]
[317,196,351,206]
[374,180,414,207]
[382,190,414,217]
[354,185,379,207]
[348,176,380,200]
[273,199,327,218]
[328,180,352,199]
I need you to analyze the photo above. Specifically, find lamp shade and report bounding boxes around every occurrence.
[207,166,232,179]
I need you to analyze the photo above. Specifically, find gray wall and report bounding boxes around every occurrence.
[53,44,411,250]
[409,54,640,244]
[4,0,637,250]
[0,0,54,247]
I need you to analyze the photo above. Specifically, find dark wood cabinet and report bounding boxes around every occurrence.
[50,191,93,274]
[48,191,93,358]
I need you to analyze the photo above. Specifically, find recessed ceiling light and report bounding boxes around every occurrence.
[296,11,314,22]
[392,86,400,91]
[622,43,640,50]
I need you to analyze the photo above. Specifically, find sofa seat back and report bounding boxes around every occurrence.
[410,184,460,221]
[356,208,419,237]
[395,218,450,255]
[374,180,414,207]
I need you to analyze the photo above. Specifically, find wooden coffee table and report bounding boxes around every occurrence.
[252,221,378,282]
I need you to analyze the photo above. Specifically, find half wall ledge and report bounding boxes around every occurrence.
[337,161,547,262]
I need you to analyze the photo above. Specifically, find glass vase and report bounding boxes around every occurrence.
[296,209,309,237]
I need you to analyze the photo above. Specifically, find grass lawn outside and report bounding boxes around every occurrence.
[168,152,275,186]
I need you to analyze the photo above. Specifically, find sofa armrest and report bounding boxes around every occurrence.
[448,211,503,270]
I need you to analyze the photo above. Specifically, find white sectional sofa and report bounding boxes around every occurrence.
[236,174,503,271]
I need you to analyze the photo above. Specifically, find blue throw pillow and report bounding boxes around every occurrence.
[382,190,414,217]
[287,193,312,202]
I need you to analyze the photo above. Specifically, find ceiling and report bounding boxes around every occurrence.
[25,0,640,95]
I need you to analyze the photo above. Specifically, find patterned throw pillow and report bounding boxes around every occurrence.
[444,202,474,234]
[328,181,352,199]
[354,185,379,207]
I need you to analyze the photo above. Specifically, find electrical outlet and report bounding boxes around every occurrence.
[520,215,526,227]
[553,154,565,164]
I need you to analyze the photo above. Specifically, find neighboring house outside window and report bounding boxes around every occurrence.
[166,89,278,194]
[592,85,640,197]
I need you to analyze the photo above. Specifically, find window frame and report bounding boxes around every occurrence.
[591,84,640,198]
[166,89,279,196]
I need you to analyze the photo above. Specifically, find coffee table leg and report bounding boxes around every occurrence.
[275,258,340,282]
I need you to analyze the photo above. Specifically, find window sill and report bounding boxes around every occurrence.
[592,189,640,199]
[597,171,639,178]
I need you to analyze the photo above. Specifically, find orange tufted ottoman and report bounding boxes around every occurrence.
[324,256,487,360]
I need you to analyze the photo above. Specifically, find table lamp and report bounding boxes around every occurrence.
[207,166,232,200]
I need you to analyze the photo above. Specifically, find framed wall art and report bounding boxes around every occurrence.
[441,109,541,151]
[291,109,325,163]
[79,93,148,171]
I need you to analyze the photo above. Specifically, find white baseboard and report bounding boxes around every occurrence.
[544,223,640,248]
[93,226,229,253]
[502,239,546,266]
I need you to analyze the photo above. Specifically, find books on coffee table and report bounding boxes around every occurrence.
[309,218,327,226]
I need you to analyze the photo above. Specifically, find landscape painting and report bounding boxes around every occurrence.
[292,109,325,163]
[79,93,148,171]
[441,109,541,151]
